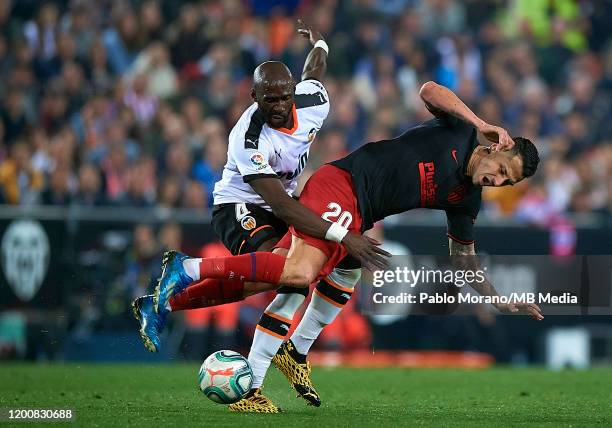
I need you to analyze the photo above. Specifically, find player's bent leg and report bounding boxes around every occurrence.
[291,262,361,355]
[278,235,329,288]
[248,246,309,393]
[273,258,361,407]
[155,236,324,316]
[264,236,331,407]
[156,248,290,315]
[229,243,290,413]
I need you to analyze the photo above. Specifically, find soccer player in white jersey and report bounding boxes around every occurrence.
[132,21,389,413]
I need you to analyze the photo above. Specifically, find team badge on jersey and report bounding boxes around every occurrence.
[447,184,466,204]
[241,216,257,230]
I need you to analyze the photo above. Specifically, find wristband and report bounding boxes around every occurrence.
[325,222,348,243]
[314,40,329,55]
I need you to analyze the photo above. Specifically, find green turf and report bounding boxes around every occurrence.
[0,364,611,427]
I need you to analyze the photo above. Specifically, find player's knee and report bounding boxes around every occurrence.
[328,267,361,289]
[282,266,317,288]
[289,273,315,288]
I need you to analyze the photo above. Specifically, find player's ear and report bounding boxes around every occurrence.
[251,88,257,102]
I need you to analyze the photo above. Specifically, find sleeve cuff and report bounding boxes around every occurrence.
[243,173,279,183]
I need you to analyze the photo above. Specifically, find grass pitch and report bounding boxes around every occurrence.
[1,364,611,427]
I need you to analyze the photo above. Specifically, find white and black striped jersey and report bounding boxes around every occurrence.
[213,79,330,210]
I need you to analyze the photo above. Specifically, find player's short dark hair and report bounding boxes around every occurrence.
[510,137,539,179]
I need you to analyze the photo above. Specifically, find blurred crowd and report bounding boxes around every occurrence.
[1,0,611,222]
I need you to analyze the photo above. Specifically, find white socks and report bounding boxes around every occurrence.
[291,268,360,355]
[290,290,343,355]
[182,258,201,281]
[248,292,305,389]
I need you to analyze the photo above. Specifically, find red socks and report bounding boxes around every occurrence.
[199,252,286,285]
[169,252,287,311]
[169,278,245,311]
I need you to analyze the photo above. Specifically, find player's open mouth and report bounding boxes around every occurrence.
[272,114,285,121]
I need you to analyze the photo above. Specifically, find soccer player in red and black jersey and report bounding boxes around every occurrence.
[153,80,544,405]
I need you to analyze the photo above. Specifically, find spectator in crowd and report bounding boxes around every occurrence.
[192,134,227,205]
[123,223,162,300]
[158,221,182,252]
[73,163,106,207]
[156,175,181,210]
[1,89,28,145]
[41,165,73,205]
[102,10,140,75]
[127,41,178,99]
[0,140,43,204]
[181,180,207,212]
[0,0,608,225]
[115,160,155,208]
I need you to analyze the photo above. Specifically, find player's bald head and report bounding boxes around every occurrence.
[253,61,293,93]
[251,61,295,128]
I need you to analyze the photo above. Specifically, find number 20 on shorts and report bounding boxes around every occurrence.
[321,202,352,228]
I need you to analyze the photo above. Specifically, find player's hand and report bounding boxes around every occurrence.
[342,233,391,271]
[494,301,544,321]
[478,123,514,151]
[297,19,324,45]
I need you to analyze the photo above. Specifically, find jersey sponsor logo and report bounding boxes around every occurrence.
[451,149,458,165]
[418,161,437,206]
[240,216,257,231]
[277,151,309,180]
[250,152,268,170]
[447,184,466,204]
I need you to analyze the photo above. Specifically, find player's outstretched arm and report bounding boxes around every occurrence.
[298,19,327,82]
[419,81,514,151]
[448,239,544,320]
[250,177,390,270]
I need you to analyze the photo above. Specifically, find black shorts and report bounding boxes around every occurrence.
[211,203,288,255]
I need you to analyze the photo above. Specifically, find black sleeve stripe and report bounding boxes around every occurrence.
[244,109,266,149]
[295,92,327,109]
[243,173,279,183]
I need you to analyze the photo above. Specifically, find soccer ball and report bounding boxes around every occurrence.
[198,350,253,404]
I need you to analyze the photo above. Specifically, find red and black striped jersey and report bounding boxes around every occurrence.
[331,113,482,244]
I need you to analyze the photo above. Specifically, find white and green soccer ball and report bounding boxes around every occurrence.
[198,350,253,404]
